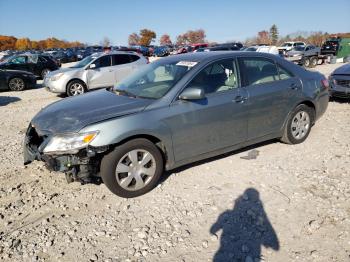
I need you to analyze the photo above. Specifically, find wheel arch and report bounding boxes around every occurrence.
[109,134,169,168]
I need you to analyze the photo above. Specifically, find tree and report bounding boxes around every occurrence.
[269,24,278,45]
[257,30,270,45]
[159,34,172,45]
[176,34,188,45]
[15,38,31,50]
[186,29,206,44]
[139,29,156,46]
[128,33,140,46]
[101,37,111,47]
[0,35,17,50]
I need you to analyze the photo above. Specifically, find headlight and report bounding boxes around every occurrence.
[50,73,64,81]
[43,131,99,154]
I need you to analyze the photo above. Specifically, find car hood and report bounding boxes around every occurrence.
[48,67,80,76]
[31,89,153,134]
[332,63,350,75]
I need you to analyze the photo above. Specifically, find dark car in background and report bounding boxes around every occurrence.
[153,46,170,57]
[321,39,339,56]
[329,63,350,98]
[24,52,329,197]
[0,54,59,79]
[0,69,37,91]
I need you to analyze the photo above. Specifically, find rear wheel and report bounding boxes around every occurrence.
[8,77,25,91]
[41,68,50,79]
[281,104,314,144]
[310,57,318,68]
[67,80,85,96]
[100,138,164,198]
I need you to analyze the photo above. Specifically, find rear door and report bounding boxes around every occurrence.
[238,57,302,140]
[112,54,134,83]
[87,55,114,89]
[6,56,30,72]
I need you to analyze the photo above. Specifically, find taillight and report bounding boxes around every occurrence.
[321,79,329,89]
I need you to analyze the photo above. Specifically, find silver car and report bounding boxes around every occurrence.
[24,52,329,198]
[43,51,148,96]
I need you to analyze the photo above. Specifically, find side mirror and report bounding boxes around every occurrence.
[88,63,96,69]
[179,87,205,100]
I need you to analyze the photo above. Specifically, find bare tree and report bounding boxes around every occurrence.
[128,33,140,46]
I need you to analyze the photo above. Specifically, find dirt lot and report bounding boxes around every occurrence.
[0,62,349,262]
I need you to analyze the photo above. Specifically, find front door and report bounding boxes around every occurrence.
[165,58,248,162]
[87,55,114,89]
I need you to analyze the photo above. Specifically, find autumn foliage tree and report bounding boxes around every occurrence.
[139,29,156,46]
[0,35,84,50]
[159,34,172,45]
[128,33,140,46]
[176,29,206,45]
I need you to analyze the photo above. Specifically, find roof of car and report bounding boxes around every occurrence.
[156,51,279,63]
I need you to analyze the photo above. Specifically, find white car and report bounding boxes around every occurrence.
[43,51,148,96]
[245,45,279,55]
[277,42,305,53]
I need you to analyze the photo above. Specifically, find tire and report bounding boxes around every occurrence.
[310,57,318,68]
[41,68,50,79]
[66,80,86,96]
[303,57,311,68]
[100,138,164,198]
[281,104,314,145]
[8,77,25,91]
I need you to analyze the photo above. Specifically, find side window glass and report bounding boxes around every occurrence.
[187,58,238,94]
[95,56,111,68]
[278,65,294,80]
[112,54,131,66]
[10,56,27,64]
[239,57,279,86]
[129,55,140,62]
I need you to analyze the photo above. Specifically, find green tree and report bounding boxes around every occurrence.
[269,24,279,45]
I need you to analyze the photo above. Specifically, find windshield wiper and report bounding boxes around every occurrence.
[114,88,138,98]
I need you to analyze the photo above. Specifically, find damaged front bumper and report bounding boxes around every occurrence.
[23,124,107,184]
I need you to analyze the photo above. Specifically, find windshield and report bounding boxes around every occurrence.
[282,43,293,47]
[293,46,305,51]
[114,60,197,99]
[245,47,257,51]
[70,55,96,68]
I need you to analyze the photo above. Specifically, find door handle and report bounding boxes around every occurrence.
[234,95,247,103]
[290,83,300,90]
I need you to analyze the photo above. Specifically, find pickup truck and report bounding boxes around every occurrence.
[277,41,305,54]
[285,45,321,68]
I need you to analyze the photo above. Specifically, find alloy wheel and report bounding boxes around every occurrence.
[291,111,310,140]
[115,149,156,191]
[9,78,25,91]
[69,83,84,96]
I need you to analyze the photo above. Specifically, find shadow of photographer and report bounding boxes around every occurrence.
[210,188,279,261]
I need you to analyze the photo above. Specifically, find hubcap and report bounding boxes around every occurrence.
[42,69,50,78]
[9,78,24,91]
[291,111,310,140]
[70,83,84,96]
[115,149,156,191]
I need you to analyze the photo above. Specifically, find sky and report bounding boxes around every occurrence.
[0,0,349,45]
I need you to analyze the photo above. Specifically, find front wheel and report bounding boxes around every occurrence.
[66,80,85,96]
[281,104,314,144]
[100,139,164,198]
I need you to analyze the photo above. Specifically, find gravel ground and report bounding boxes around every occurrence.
[0,62,349,262]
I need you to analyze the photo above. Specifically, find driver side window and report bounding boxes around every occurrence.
[94,56,111,68]
[186,58,238,95]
